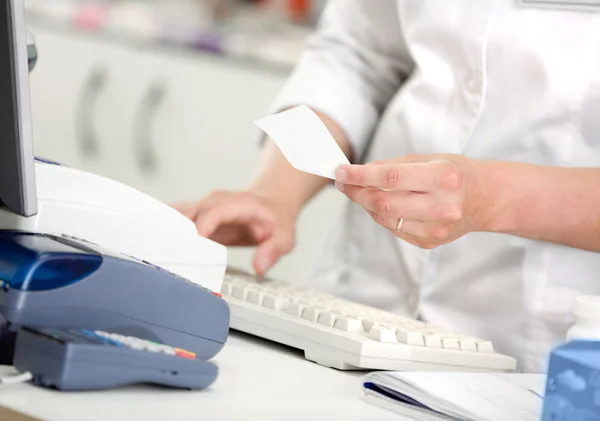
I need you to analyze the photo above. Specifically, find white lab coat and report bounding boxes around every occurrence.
[270,0,600,373]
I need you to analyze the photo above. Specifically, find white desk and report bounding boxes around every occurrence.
[0,331,408,421]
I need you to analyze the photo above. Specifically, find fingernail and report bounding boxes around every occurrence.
[335,167,349,182]
[335,181,345,192]
[257,255,271,273]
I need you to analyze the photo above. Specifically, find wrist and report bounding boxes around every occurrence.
[247,139,326,218]
[247,178,305,219]
[475,160,536,234]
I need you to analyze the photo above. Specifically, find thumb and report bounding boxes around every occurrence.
[253,230,293,276]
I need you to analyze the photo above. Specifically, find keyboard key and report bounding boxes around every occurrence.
[223,276,240,286]
[362,319,376,333]
[459,339,477,352]
[412,325,450,335]
[246,290,264,305]
[396,329,425,347]
[367,326,397,343]
[476,341,494,353]
[254,285,275,296]
[333,317,363,333]
[442,338,460,350]
[423,334,443,348]
[301,307,322,323]
[285,302,306,317]
[262,295,290,310]
[220,282,233,295]
[317,312,337,328]
[232,286,248,300]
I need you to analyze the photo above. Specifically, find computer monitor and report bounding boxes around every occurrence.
[0,0,37,217]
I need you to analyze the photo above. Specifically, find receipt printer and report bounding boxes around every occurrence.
[541,340,600,421]
[0,230,230,361]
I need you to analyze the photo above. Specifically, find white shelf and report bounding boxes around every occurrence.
[25,0,312,73]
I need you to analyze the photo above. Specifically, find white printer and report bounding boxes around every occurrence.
[0,159,228,293]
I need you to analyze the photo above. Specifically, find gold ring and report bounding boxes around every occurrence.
[396,218,404,232]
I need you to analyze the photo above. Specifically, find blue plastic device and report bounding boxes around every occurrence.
[0,230,230,361]
[13,327,218,390]
[541,339,600,421]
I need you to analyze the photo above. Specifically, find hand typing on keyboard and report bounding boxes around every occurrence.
[171,192,296,276]
[222,268,516,373]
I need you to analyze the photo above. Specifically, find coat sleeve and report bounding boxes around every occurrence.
[269,0,414,161]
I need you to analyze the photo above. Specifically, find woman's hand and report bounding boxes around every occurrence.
[334,154,491,249]
[171,190,298,275]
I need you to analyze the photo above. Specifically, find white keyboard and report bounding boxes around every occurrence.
[222,268,517,373]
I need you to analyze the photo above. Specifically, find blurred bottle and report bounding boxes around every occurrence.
[567,296,600,341]
[248,0,311,24]
[288,0,310,23]
[207,0,231,22]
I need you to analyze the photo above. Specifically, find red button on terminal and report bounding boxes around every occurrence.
[175,348,196,359]
[212,292,222,298]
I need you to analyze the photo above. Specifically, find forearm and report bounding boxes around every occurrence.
[248,110,352,216]
[483,161,600,252]
[249,0,409,213]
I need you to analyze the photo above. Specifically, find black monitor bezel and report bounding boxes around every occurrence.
[0,0,37,217]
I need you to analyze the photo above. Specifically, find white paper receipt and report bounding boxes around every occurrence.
[254,105,350,179]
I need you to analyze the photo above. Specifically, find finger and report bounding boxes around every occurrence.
[366,154,436,166]
[365,160,387,166]
[170,202,186,211]
[170,201,193,215]
[208,225,252,246]
[338,183,462,223]
[172,200,215,222]
[253,230,294,275]
[195,198,273,238]
[206,219,271,246]
[181,190,238,216]
[365,210,452,243]
[179,203,203,222]
[190,191,238,215]
[335,160,461,192]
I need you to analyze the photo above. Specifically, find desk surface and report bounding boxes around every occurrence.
[0,331,408,421]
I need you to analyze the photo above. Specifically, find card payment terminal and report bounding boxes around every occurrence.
[0,230,230,361]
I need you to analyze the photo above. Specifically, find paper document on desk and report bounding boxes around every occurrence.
[254,105,350,180]
[362,372,545,421]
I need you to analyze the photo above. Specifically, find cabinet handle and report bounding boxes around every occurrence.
[133,80,167,175]
[75,64,108,158]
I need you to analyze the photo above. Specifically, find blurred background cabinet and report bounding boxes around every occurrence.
[27,23,345,283]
